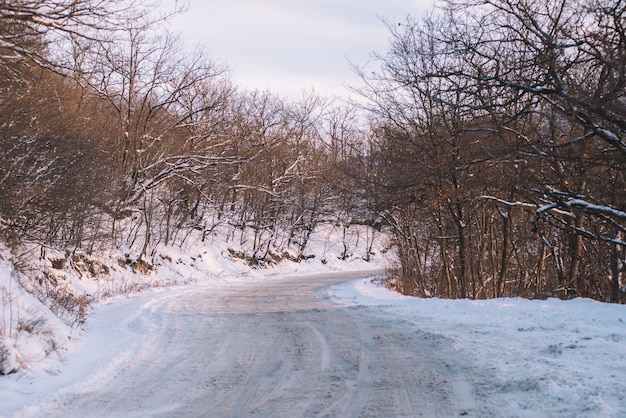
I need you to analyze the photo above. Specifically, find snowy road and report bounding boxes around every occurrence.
[14,271,476,417]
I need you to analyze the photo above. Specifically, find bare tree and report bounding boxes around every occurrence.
[0,0,167,74]
[67,11,232,259]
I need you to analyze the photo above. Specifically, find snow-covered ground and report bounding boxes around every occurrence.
[0,222,625,417]
[331,279,626,417]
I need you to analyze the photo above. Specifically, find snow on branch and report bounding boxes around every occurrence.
[481,195,626,226]
[564,200,626,220]
[479,196,575,218]
[123,155,243,206]
[479,195,536,209]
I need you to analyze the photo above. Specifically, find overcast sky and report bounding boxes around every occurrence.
[167,0,433,98]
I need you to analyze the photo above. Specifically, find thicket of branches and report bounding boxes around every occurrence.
[1,0,624,304]
[359,0,626,302]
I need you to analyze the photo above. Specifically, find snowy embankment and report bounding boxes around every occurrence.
[330,279,626,417]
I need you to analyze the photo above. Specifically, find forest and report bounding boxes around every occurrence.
[0,0,625,304]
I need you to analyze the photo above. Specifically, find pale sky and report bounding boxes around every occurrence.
[167,0,433,98]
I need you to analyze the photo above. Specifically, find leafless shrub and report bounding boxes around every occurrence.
[16,317,46,334]
[45,285,90,327]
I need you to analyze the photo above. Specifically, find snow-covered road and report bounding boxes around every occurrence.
[5,269,625,417]
[9,271,475,417]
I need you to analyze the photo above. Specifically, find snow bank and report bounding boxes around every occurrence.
[0,256,75,377]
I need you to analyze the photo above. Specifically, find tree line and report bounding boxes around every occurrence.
[0,0,624,303]
[358,0,626,302]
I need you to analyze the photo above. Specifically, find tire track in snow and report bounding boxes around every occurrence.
[16,271,477,417]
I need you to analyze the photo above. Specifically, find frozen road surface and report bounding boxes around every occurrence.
[14,271,476,417]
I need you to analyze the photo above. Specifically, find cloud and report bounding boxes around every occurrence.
[168,0,432,97]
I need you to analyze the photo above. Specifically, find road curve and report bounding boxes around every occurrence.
[25,271,476,417]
